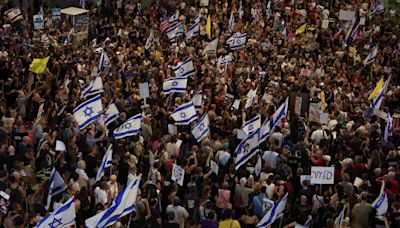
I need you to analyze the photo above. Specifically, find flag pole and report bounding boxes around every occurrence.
[278,216,283,228]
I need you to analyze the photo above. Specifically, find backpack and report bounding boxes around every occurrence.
[4,212,22,228]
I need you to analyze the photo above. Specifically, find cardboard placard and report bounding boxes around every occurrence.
[310,166,334,184]
[339,10,356,21]
[139,82,150,99]
[33,14,44,30]
[171,164,185,186]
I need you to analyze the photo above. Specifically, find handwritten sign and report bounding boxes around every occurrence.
[311,166,334,185]
[171,164,185,186]
[33,14,44,30]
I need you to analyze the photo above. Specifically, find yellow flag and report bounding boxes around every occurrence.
[368,77,384,100]
[206,15,211,39]
[295,23,307,35]
[29,57,50,74]
[321,91,327,111]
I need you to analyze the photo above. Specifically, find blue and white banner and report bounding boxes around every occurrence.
[38,198,75,228]
[226,32,246,50]
[64,28,74,45]
[204,38,219,54]
[191,91,203,111]
[191,113,210,142]
[371,76,390,110]
[370,2,385,16]
[372,182,388,217]
[73,95,103,130]
[260,97,289,143]
[96,144,113,182]
[46,168,67,209]
[242,115,261,135]
[113,114,143,139]
[235,130,260,170]
[256,193,288,228]
[217,54,232,68]
[98,50,111,74]
[85,175,142,228]
[364,45,378,66]
[171,102,197,125]
[245,88,257,109]
[103,103,120,126]
[163,77,187,94]
[384,112,393,142]
[229,11,235,31]
[169,11,179,29]
[172,58,195,78]
[186,21,200,39]
[334,205,346,228]
[81,76,104,98]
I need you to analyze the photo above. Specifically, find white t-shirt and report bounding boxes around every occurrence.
[94,186,108,206]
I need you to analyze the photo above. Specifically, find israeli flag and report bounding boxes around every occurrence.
[370,2,385,16]
[64,28,73,45]
[229,11,235,31]
[260,97,289,143]
[334,205,346,228]
[46,168,67,209]
[191,113,210,142]
[371,76,390,110]
[266,1,272,19]
[73,95,103,130]
[245,88,257,109]
[37,198,75,228]
[96,144,113,182]
[242,115,261,135]
[145,30,154,50]
[103,103,120,126]
[163,77,187,94]
[172,58,195,78]
[169,11,179,29]
[372,182,388,217]
[191,91,203,111]
[113,114,143,139]
[204,38,219,54]
[167,24,179,43]
[217,54,233,68]
[235,130,260,170]
[171,102,197,125]
[186,21,200,40]
[81,76,104,98]
[256,193,288,228]
[80,0,85,9]
[226,32,246,50]
[364,45,378,66]
[384,112,393,142]
[85,175,142,228]
[98,50,111,74]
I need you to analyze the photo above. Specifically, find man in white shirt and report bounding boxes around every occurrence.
[166,197,189,228]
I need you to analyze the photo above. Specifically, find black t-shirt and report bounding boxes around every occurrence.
[164,222,180,228]
[150,207,161,228]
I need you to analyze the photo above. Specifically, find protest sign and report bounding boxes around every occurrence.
[33,14,44,30]
[172,164,185,186]
[139,82,150,99]
[210,160,218,175]
[55,140,67,151]
[311,166,334,184]
[339,10,356,21]
[322,19,329,29]
[309,102,322,123]
[52,8,61,22]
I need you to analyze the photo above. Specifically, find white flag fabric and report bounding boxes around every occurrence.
[55,140,66,152]
[370,2,385,16]
[372,182,388,217]
[46,168,67,209]
[204,38,218,54]
[98,49,111,74]
[64,28,73,45]
[254,155,262,176]
[334,205,346,228]
[85,175,142,228]
[81,76,104,98]
[96,144,113,182]
[145,30,154,50]
[229,11,235,31]
[172,58,195,78]
[191,113,210,142]
[113,114,143,139]
[256,193,288,228]
[73,95,103,130]
[226,32,247,50]
[384,112,393,142]
[363,45,378,66]
[163,77,188,94]
[167,24,180,43]
[260,97,289,143]
[217,54,233,68]
[235,130,260,170]
[80,0,85,8]
[37,198,76,228]
[186,21,200,39]
[171,102,198,125]
[242,115,261,135]
[192,91,203,111]
[169,10,179,29]
[245,88,257,109]
[103,103,120,126]
[210,160,219,175]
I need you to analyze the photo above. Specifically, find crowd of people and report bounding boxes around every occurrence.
[0,0,399,227]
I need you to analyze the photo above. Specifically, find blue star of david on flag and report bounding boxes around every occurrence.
[125,122,132,129]
[172,81,178,86]
[84,106,94,117]
[180,112,187,118]
[198,123,205,131]
[49,217,62,228]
